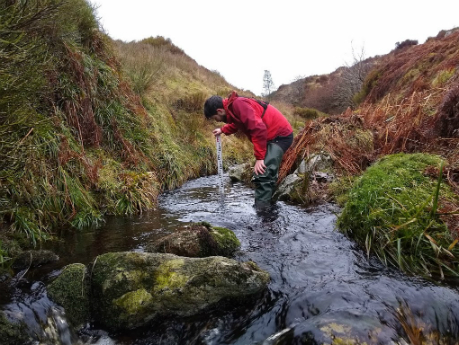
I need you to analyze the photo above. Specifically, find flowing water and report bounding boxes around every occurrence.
[1,174,459,344]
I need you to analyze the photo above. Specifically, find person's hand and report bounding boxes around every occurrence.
[253,159,266,175]
[212,128,222,136]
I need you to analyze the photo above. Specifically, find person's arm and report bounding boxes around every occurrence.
[221,123,238,135]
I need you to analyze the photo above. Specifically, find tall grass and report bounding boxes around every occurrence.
[0,0,156,244]
[337,153,459,280]
[1,1,253,252]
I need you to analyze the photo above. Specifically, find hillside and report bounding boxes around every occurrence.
[272,55,381,115]
[280,27,459,176]
[277,27,459,279]
[0,0,257,254]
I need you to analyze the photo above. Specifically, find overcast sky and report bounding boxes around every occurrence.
[90,0,458,96]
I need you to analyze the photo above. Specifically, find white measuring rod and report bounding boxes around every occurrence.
[215,135,224,201]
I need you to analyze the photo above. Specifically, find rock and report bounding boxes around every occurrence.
[296,152,333,175]
[0,311,30,345]
[311,171,334,182]
[273,173,302,201]
[147,222,240,257]
[292,314,391,344]
[274,152,335,203]
[11,250,59,271]
[47,263,90,329]
[228,163,251,182]
[90,251,270,330]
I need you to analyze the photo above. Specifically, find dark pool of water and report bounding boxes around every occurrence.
[2,175,459,344]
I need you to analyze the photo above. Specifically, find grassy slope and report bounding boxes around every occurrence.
[278,28,459,279]
[0,0,262,256]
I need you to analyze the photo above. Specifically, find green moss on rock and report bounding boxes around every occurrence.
[91,252,269,330]
[209,226,240,257]
[112,288,155,328]
[47,263,90,328]
[0,312,30,345]
[148,222,240,258]
[153,259,187,291]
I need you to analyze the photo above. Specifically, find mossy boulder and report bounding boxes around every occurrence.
[47,263,90,328]
[90,251,269,330]
[11,250,59,271]
[0,312,30,345]
[147,222,240,257]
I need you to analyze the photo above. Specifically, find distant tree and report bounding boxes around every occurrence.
[262,70,275,101]
[291,75,305,106]
[333,44,373,111]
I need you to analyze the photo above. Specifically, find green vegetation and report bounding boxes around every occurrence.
[47,263,90,327]
[352,69,381,106]
[0,0,255,255]
[293,106,328,120]
[0,312,29,345]
[337,153,459,280]
[329,175,358,206]
[432,68,456,88]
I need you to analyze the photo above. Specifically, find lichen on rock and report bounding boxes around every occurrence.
[90,251,269,330]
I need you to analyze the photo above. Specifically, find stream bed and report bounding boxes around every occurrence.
[1,174,459,344]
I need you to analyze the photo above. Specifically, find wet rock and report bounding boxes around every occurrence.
[47,263,90,329]
[11,250,59,271]
[0,311,30,345]
[147,222,240,257]
[291,315,394,345]
[262,327,294,345]
[90,252,270,330]
[0,272,11,284]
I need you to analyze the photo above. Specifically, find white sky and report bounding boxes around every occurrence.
[90,0,458,96]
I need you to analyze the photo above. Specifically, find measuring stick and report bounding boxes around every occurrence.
[216,135,224,201]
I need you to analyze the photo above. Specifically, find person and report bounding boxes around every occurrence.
[204,91,293,209]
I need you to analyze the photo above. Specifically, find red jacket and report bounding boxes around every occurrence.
[221,92,292,160]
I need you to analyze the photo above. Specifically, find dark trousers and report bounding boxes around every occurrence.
[252,133,293,204]
[252,143,284,204]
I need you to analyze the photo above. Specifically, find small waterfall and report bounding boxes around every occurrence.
[43,306,75,345]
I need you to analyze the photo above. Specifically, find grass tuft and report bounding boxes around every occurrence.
[337,153,459,280]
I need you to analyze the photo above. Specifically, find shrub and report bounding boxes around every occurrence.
[395,39,418,51]
[293,107,320,120]
[141,36,184,55]
[432,68,456,88]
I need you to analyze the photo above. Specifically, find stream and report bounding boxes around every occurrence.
[1,174,459,344]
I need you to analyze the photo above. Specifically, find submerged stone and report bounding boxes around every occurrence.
[147,222,240,257]
[90,251,269,330]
